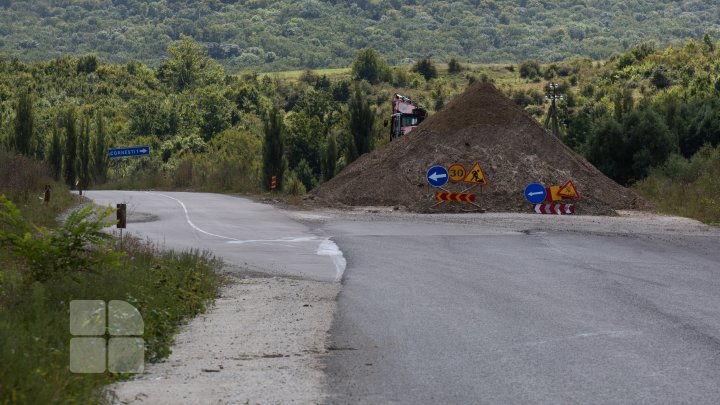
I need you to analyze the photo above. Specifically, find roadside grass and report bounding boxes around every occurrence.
[1,153,223,404]
[633,145,720,225]
[0,151,76,227]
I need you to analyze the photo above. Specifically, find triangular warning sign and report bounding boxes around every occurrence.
[558,180,580,199]
[463,163,488,185]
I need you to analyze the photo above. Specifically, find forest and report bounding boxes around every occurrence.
[1,33,719,221]
[1,0,719,72]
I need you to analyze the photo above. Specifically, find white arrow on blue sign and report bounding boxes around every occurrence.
[524,183,547,204]
[108,146,151,158]
[426,165,449,188]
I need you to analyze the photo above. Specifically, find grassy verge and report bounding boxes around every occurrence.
[0,153,222,404]
[633,145,720,225]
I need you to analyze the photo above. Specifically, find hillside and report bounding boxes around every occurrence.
[1,1,719,71]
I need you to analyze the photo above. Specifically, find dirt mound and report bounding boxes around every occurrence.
[311,82,650,215]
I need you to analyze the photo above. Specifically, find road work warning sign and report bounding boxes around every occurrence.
[463,163,488,185]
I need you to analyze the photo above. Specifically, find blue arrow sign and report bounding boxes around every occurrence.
[108,146,151,158]
[426,165,449,188]
[524,183,547,204]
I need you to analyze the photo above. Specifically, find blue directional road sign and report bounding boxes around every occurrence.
[524,183,547,204]
[108,146,151,158]
[426,165,449,188]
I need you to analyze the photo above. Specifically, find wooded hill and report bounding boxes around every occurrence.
[1,0,719,71]
[1,34,719,219]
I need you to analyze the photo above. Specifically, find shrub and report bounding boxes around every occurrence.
[519,60,541,79]
[412,57,438,81]
[0,197,120,283]
[448,58,463,74]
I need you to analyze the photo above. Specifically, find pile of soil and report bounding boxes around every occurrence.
[311,82,650,215]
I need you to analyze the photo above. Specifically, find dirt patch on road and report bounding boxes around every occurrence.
[311,82,650,215]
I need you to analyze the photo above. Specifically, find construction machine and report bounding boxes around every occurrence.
[388,93,427,140]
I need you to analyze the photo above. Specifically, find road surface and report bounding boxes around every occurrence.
[314,213,720,404]
[86,191,720,404]
[85,190,344,282]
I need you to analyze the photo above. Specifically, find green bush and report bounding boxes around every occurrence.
[634,145,720,224]
[412,58,438,81]
[0,197,120,283]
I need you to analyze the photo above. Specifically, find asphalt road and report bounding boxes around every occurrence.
[84,190,344,282]
[86,191,720,404]
[316,215,720,405]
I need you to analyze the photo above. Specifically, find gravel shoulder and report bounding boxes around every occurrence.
[107,272,340,405]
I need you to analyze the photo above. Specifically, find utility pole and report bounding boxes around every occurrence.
[544,82,564,138]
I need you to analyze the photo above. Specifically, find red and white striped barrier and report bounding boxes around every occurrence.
[534,203,575,215]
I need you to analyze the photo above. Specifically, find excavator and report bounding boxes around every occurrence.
[388,93,427,140]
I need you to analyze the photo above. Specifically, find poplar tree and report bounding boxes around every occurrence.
[347,84,374,164]
[92,112,109,184]
[47,125,63,181]
[76,117,92,189]
[262,107,286,191]
[12,91,34,156]
[62,107,78,187]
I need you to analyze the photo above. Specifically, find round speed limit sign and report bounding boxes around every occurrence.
[448,163,466,182]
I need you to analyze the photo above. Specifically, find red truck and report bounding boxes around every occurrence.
[389,93,427,140]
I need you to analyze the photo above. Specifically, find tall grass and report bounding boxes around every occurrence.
[0,151,75,226]
[634,145,720,224]
[1,153,222,404]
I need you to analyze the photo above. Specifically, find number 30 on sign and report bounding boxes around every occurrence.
[448,163,466,182]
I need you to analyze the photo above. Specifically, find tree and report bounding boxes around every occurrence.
[351,48,389,84]
[47,125,63,181]
[12,90,34,156]
[295,159,317,191]
[586,118,628,184]
[321,135,337,182]
[92,112,109,184]
[262,107,286,191]
[196,86,232,141]
[156,36,224,91]
[76,117,92,189]
[622,108,675,182]
[448,58,463,74]
[347,84,375,163]
[702,32,715,53]
[519,60,541,79]
[682,102,720,157]
[61,107,78,188]
[284,112,323,177]
[651,66,671,89]
[412,57,438,81]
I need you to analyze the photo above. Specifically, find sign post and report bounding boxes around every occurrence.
[117,203,127,249]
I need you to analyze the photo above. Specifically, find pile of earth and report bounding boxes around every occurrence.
[310,82,651,215]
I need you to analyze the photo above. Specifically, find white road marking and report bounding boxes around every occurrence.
[317,239,347,281]
[149,192,346,280]
[227,236,320,244]
[151,192,238,241]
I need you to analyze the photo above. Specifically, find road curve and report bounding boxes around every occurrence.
[86,190,344,404]
[85,190,344,282]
